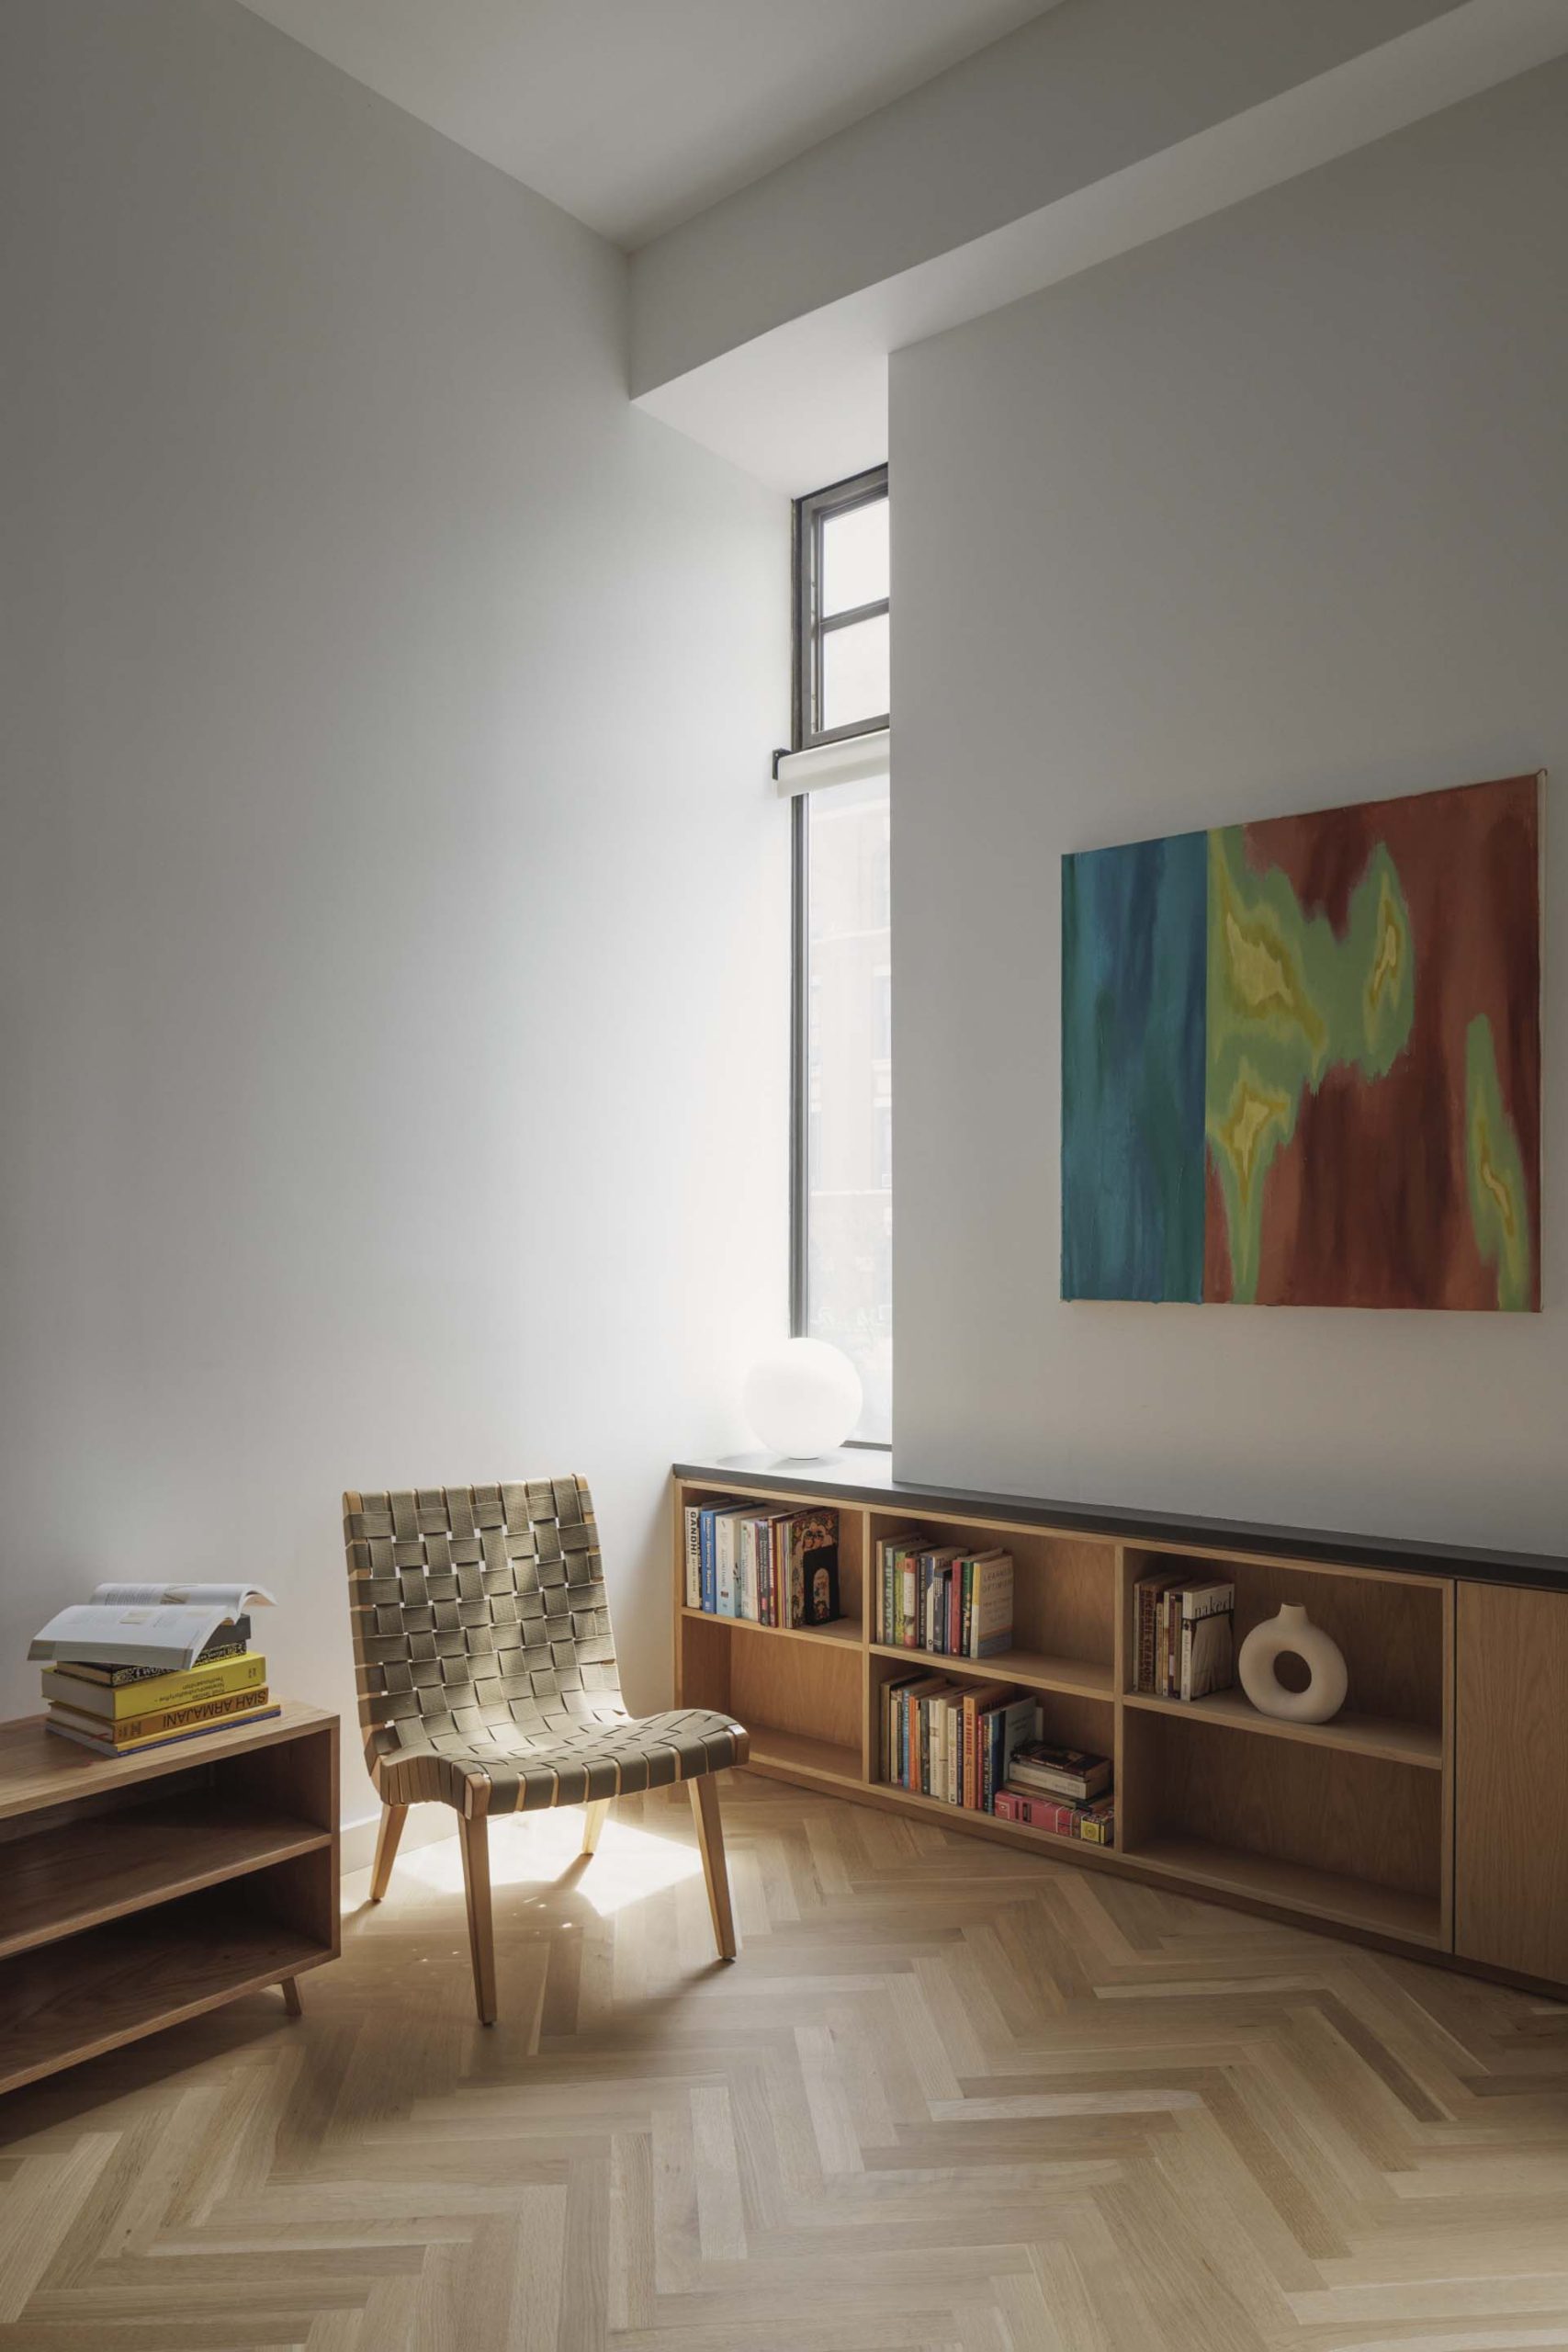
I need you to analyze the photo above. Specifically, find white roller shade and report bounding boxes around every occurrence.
[774,728,889,797]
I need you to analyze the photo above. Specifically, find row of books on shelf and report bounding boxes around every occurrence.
[682,1502,842,1629]
[29,1581,278,1756]
[1132,1569,1235,1701]
[880,1676,1114,1845]
[874,1532,1014,1658]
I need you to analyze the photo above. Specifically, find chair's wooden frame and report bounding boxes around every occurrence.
[344,1480,743,2024]
[367,1775,737,2026]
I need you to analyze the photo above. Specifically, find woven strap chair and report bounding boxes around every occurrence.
[342,1476,748,2021]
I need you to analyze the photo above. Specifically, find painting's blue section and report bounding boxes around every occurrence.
[1062,831,1207,1301]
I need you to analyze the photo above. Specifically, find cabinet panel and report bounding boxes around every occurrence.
[1457,1583,1568,1984]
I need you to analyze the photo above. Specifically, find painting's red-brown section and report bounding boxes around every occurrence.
[1220,775,1540,1310]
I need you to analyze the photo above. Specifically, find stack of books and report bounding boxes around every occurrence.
[1132,1568,1235,1702]
[874,1533,1015,1658]
[993,1786,1115,1844]
[881,1676,1037,1809]
[683,1502,841,1628]
[29,1580,278,1757]
[995,1740,1115,1846]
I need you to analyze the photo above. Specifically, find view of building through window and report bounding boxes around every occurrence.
[804,771,891,1442]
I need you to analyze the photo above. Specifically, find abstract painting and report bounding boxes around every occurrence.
[1061,773,1541,1309]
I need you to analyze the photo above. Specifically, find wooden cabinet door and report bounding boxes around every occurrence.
[1456,1582,1568,1984]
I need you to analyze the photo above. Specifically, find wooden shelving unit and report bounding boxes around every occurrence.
[674,1466,1460,1966]
[0,1702,339,2095]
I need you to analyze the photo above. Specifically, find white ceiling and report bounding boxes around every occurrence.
[235,0,1060,248]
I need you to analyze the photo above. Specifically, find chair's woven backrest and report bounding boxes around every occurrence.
[342,1478,624,1780]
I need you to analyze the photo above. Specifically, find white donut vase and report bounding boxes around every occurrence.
[1236,1602,1348,1724]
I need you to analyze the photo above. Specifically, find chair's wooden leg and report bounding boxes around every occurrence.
[689,1774,739,1962]
[581,1797,610,1857]
[458,1810,497,2025]
[369,1802,408,1902]
[280,1975,303,2018]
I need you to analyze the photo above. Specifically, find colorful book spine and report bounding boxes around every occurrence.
[683,1507,702,1609]
[738,1521,755,1623]
[967,1553,1013,1659]
[699,1510,718,1614]
[784,1510,840,1627]
[1077,1798,1116,1846]
[714,1512,738,1618]
[1177,1582,1235,1700]
[1134,1573,1185,1692]
[760,1516,773,1623]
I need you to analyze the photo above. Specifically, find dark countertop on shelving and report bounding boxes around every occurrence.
[672,1452,1568,1593]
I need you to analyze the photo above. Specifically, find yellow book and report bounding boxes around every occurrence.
[47,1684,272,1747]
[45,1700,280,1757]
[41,1652,265,1720]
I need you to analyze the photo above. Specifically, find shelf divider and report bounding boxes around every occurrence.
[869,1641,1111,1701]
[0,1894,332,2096]
[1125,1832,1445,1946]
[0,1800,333,1960]
[679,1607,861,1652]
[1120,1687,1442,1767]
[744,1728,863,1790]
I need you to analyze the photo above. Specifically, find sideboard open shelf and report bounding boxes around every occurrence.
[674,1456,1568,1996]
[0,1702,339,2095]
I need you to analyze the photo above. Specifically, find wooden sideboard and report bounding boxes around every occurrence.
[0,1702,339,2095]
[674,1456,1568,1996]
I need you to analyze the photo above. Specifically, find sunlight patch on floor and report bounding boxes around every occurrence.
[388,1807,704,1918]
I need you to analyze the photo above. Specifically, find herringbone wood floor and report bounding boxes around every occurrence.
[2,1771,1567,2352]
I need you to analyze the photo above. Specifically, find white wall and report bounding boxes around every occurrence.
[630,0,1466,396]
[892,59,1568,1555]
[0,0,788,1816]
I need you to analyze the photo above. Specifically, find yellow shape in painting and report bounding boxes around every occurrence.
[1213,1061,1294,1303]
[1215,1065,1292,1204]
[1214,865,1327,1066]
[1366,872,1407,1018]
[1465,1014,1530,1310]
[1224,910,1294,1014]
[1475,1130,1516,1238]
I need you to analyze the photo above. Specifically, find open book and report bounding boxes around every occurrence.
[29,1581,276,1671]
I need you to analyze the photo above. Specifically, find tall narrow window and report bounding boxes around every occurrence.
[783,467,890,1445]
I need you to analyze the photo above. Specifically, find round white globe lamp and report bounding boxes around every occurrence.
[741,1339,863,1460]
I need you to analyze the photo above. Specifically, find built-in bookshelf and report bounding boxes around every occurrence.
[673,1459,1476,1967]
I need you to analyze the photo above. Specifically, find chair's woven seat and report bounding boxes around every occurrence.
[344,1477,748,1817]
[373,1705,747,1815]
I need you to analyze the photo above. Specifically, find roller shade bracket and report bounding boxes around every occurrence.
[773,728,891,797]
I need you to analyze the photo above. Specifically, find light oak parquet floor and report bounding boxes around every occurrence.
[2,1771,1567,2351]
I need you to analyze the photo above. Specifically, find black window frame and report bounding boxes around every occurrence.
[788,465,890,1448]
[793,464,891,752]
